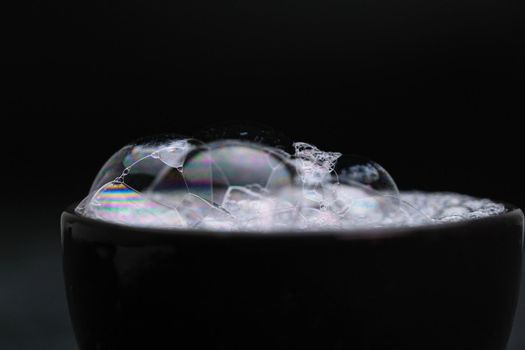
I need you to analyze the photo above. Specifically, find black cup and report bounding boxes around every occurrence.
[62,204,523,350]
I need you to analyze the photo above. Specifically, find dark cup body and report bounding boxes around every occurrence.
[61,207,524,350]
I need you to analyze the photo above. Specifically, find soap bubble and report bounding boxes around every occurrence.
[76,134,463,231]
[326,155,399,218]
[334,155,399,198]
[328,176,431,228]
[183,140,295,206]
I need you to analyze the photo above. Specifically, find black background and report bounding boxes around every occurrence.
[2,0,525,348]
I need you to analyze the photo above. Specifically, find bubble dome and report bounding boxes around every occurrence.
[76,134,505,231]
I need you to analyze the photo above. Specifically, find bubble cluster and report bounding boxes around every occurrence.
[76,135,506,231]
[400,192,506,223]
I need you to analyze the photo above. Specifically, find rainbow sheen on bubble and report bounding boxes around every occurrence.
[82,182,184,227]
[182,141,294,205]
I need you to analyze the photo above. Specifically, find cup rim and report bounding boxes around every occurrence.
[62,201,524,241]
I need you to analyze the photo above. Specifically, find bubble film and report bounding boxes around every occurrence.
[76,136,506,231]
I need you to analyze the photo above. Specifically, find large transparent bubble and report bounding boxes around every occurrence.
[76,135,435,231]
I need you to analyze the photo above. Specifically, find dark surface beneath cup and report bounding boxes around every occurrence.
[0,202,524,350]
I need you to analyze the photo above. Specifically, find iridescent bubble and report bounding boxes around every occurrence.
[182,140,295,206]
[333,155,400,198]
[301,155,404,226]
[79,137,198,227]
[79,182,185,227]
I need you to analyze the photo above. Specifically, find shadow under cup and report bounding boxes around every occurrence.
[61,205,524,350]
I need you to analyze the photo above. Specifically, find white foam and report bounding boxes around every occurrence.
[78,187,506,231]
[400,192,506,223]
